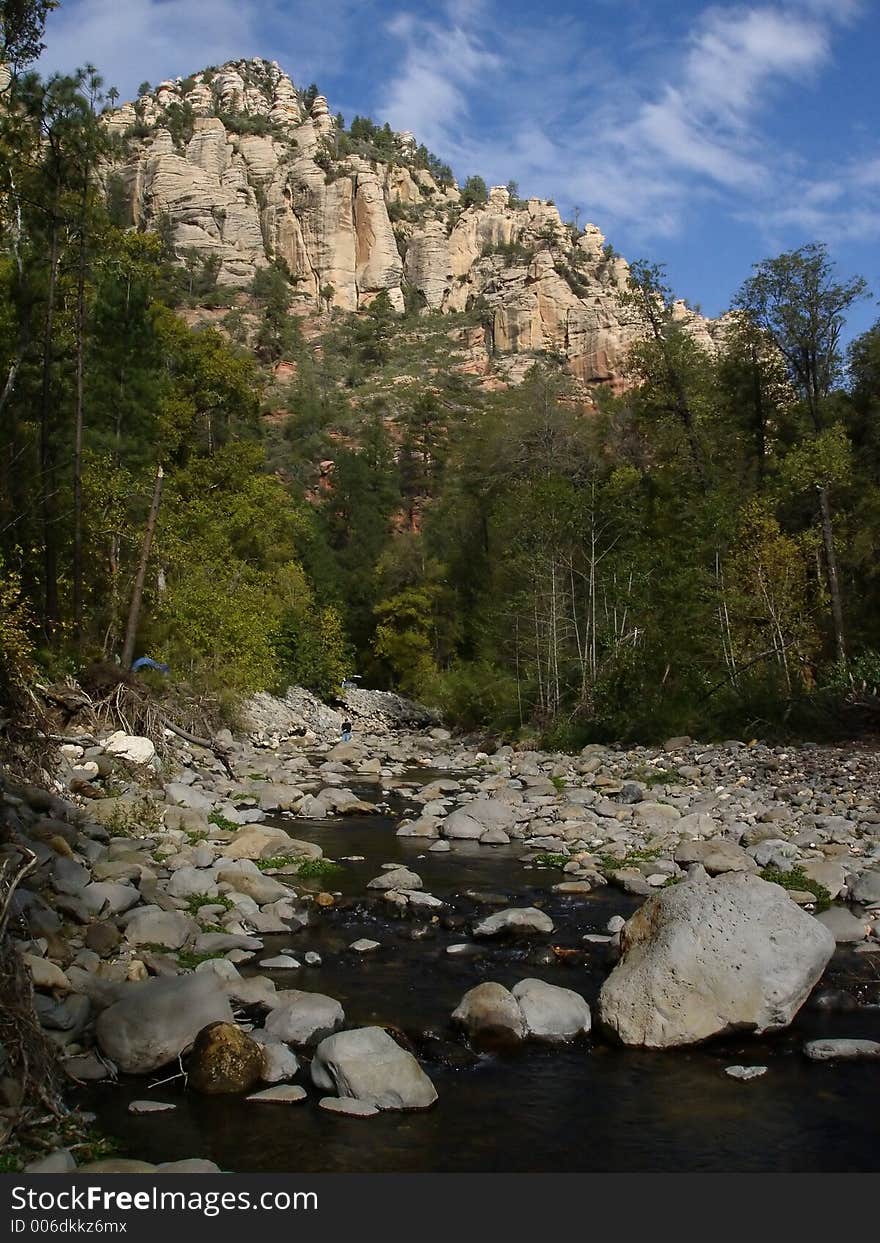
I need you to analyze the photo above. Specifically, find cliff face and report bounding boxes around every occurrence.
[105,58,721,389]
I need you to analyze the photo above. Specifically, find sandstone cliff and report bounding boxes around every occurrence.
[105,58,722,389]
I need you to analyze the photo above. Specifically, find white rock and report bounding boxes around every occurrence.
[311,1026,437,1110]
[264,990,345,1046]
[804,1039,880,1061]
[246,1085,307,1103]
[318,1096,379,1117]
[473,907,554,937]
[104,732,156,765]
[128,1100,176,1114]
[598,872,835,1047]
[511,978,591,1041]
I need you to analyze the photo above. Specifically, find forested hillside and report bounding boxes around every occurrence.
[2,2,880,744]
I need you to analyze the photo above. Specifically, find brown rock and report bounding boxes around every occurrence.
[186,1022,264,1094]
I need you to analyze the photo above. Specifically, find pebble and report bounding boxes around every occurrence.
[318,1096,379,1117]
[128,1100,177,1114]
[350,939,381,953]
[246,1085,308,1103]
[804,1039,880,1061]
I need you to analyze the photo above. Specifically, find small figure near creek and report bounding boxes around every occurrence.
[341,719,353,743]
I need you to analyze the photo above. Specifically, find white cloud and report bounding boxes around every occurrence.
[37,0,366,100]
[381,4,501,152]
[38,0,265,93]
[376,1,879,250]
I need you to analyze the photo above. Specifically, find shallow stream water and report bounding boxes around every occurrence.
[79,787,880,1172]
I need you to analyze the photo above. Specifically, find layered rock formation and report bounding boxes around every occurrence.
[105,58,722,388]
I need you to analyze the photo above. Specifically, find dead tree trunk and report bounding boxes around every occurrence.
[121,464,163,670]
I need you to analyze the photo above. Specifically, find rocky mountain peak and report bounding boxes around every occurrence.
[102,58,722,391]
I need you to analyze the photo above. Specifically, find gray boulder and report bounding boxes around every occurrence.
[815,906,871,943]
[367,867,422,891]
[804,1038,880,1061]
[311,1026,437,1110]
[673,838,757,875]
[441,810,484,840]
[81,882,140,916]
[850,868,880,905]
[95,974,234,1073]
[598,872,835,1048]
[167,867,217,899]
[512,978,591,1041]
[264,990,345,1046]
[452,982,526,1042]
[473,907,554,937]
[216,866,291,906]
[125,909,195,950]
[464,798,515,829]
[164,783,213,812]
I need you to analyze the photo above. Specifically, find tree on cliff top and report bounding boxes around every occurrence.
[1,0,57,74]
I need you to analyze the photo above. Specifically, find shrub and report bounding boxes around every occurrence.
[760,866,831,910]
[461,175,488,209]
[0,554,35,707]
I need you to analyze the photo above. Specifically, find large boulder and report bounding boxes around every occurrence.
[511,978,591,1041]
[311,1026,437,1110]
[850,868,880,905]
[264,990,345,1046]
[124,909,195,950]
[598,872,835,1048]
[452,982,526,1043]
[103,732,156,766]
[95,974,234,1073]
[463,798,515,829]
[216,866,291,906]
[220,825,299,861]
[452,979,591,1045]
[367,867,422,892]
[164,783,214,812]
[186,1021,264,1094]
[673,838,757,875]
[441,810,484,840]
[815,906,871,943]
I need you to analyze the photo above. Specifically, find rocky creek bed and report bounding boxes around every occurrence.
[4,686,880,1172]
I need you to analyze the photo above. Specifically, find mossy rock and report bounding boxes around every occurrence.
[186,1022,264,1095]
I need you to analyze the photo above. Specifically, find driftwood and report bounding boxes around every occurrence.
[159,718,234,777]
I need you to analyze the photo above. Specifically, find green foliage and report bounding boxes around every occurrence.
[256,854,340,877]
[461,175,488,208]
[163,100,195,148]
[1,1,58,70]
[759,866,831,910]
[273,602,352,698]
[251,263,302,363]
[290,857,342,879]
[533,852,569,867]
[0,553,35,704]
[206,811,238,832]
[373,585,441,697]
[186,892,233,914]
[176,949,227,969]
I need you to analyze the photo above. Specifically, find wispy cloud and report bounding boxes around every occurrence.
[37,0,369,98]
[38,0,879,275]
[381,7,501,149]
[377,1,877,250]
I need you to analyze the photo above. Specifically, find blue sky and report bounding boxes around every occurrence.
[39,0,880,339]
